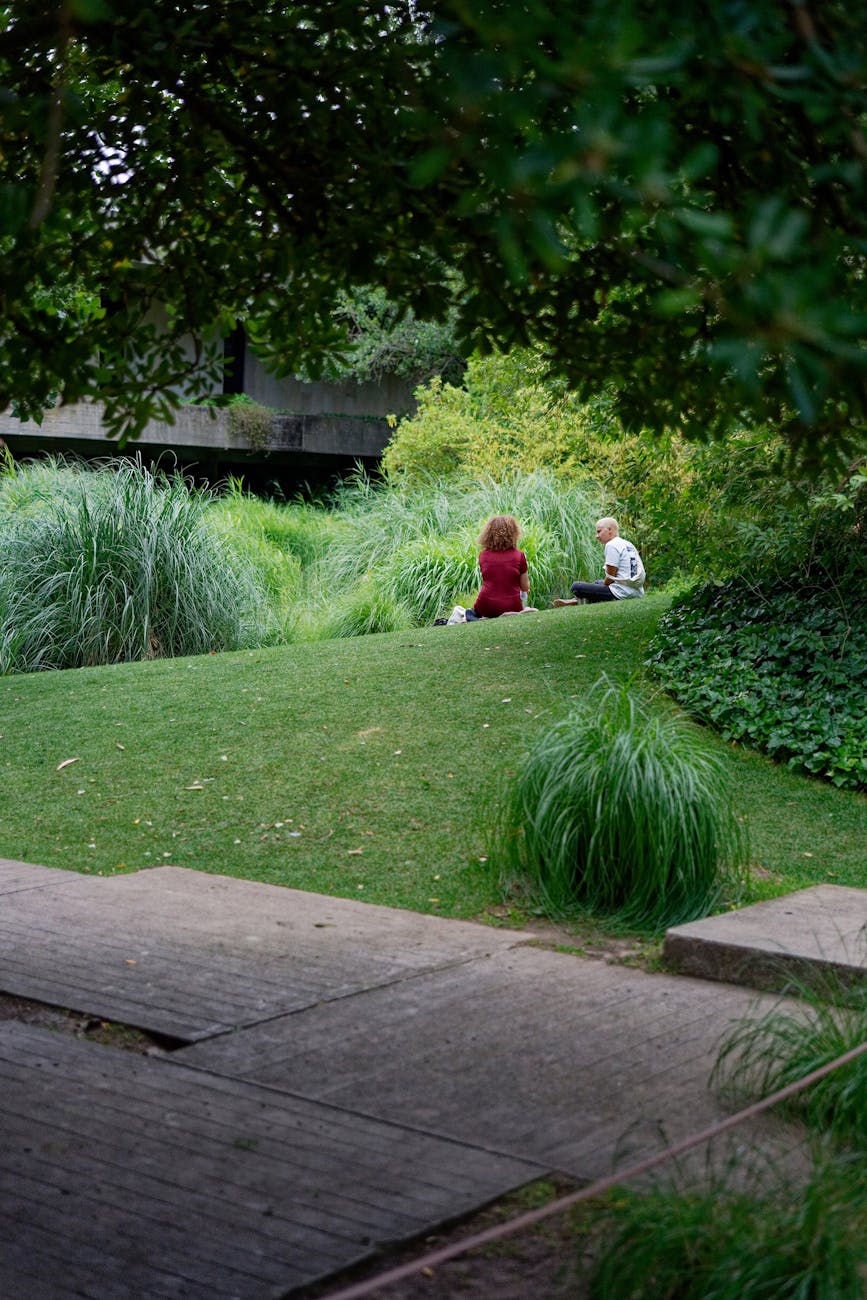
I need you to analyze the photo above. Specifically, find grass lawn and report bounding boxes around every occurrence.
[1,593,864,931]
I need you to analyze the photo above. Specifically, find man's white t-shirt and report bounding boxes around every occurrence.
[604,537,645,599]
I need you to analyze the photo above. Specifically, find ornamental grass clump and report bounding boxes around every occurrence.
[316,579,414,640]
[586,1146,867,1300]
[713,976,867,1148]
[0,456,270,673]
[494,679,747,929]
[380,531,480,623]
[209,481,339,569]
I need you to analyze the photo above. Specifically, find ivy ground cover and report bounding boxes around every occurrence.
[649,579,866,792]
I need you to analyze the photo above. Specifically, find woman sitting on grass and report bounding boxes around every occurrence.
[472,515,537,618]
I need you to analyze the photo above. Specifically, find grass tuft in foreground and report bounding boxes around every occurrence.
[713,976,867,1148]
[586,1145,867,1300]
[492,677,749,929]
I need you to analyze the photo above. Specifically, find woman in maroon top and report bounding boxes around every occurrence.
[473,515,533,618]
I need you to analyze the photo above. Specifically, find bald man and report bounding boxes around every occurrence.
[553,518,646,606]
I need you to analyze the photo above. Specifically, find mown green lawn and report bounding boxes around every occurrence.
[1,593,863,929]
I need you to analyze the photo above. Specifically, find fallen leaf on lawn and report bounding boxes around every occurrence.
[56,757,80,770]
[116,743,125,751]
[124,959,137,966]
[501,698,512,703]
[347,847,364,855]
[186,783,204,791]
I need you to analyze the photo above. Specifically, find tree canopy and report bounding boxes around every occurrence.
[2,1,867,465]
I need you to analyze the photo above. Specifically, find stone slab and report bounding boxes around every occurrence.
[0,1022,540,1300]
[0,865,528,1042]
[178,945,795,1184]
[664,885,867,995]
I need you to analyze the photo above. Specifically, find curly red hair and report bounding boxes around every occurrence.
[478,514,521,551]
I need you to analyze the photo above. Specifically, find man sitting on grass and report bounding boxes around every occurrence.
[553,517,646,606]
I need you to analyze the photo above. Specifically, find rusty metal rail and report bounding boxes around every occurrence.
[324,1039,867,1300]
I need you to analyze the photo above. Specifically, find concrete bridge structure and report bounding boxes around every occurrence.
[0,338,416,490]
[1,399,400,491]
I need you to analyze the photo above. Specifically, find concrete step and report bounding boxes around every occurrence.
[663,885,867,996]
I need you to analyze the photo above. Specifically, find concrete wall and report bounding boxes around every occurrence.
[244,355,415,418]
[140,304,417,418]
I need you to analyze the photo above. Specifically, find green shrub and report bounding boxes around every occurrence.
[0,457,271,672]
[713,979,867,1148]
[587,1148,867,1300]
[226,394,273,453]
[648,578,867,791]
[493,679,748,929]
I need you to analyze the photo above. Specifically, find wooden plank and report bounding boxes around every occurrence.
[0,858,87,895]
[1,1171,329,1294]
[181,947,786,1183]
[0,865,525,1041]
[0,1024,541,1299]
[0,1188,218,1299]
[0,1042,526,1211]
[665,884,867,994]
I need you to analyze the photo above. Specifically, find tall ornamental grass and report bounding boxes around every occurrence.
[586,1147,867,1300]
[312,468,601,626]
[0,449,95,521]
[0,457,271,672]
[493,679,748,929]
[207,480,341,570]
[713,977,867,1148]
[378,530,482,624]
[318,579,415,640]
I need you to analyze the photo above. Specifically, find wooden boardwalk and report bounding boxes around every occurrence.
[0,1023,539,1299]
[0,859,816,1297]
[180,944,795,1182]
[0,863,521,1041]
